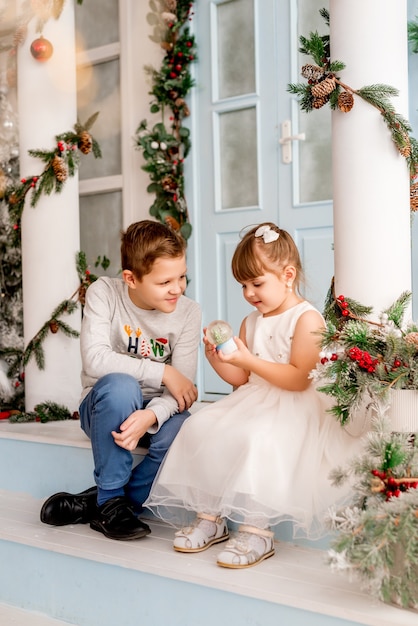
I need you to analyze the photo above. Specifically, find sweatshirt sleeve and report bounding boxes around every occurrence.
[80,279,165,389]
[146,299,202,431]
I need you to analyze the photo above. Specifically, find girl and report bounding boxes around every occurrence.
[144,222,361,568]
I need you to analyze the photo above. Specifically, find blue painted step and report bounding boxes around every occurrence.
[0,420,417,626]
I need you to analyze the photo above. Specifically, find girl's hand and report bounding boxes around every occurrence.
[203,327,218,361]
[216,336,250,368]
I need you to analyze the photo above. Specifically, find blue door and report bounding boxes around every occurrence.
[192,0,334,399]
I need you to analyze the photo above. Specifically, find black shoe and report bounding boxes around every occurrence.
[90,496,151,541]
[40,486,98,526]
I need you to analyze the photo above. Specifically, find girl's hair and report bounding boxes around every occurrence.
[231,222,304,293]
[121,220,186,279]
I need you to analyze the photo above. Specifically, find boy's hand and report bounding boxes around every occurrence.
[111,408,156,451]
[162,364,198,412]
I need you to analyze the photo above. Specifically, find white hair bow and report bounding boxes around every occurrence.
[254,225,279,243]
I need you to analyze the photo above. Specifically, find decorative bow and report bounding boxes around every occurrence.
[254,225,280,243]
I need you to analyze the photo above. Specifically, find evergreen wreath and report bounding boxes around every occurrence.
[134,0,197,241]
[311,285,418,426]
[287,8,418,212]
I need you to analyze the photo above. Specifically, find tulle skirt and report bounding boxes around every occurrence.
[144,379,364,538]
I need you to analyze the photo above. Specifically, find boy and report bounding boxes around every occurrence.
[40,220,201,540]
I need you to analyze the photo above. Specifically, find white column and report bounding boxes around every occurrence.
[330,0,411,316]
[17,0,82,412]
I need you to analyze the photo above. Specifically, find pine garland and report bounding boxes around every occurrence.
[287,8,418,208]
[20,251,108,372]
[134,0,197,241]
[8,400,78,423]
[6,114,101,245]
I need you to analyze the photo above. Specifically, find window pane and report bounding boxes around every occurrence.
[80,192,122,277]
[219,107,258,209]
[297,0,332,203]
[77,59,121,179]
[217,0,255,99]
[75,0,119,49]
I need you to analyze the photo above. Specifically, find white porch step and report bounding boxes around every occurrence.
[0,416,417,625]
[2,490,417,626]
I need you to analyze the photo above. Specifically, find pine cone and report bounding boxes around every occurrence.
[312,95,330,109]
[311,75,336,98]
[337,91,354,113]
[78,284,87,306]
[49,320,59,334]
[398,132,411,158]
[161,175,177,191]
[51,155,68,182]
[165,215,181,230]
[301,64,325,82]
[410,180,418,212]
[0,170,7,200]
[164,0,177,11]
[160,41,174,52]
[78,130,93,155]
[13,24,27,47]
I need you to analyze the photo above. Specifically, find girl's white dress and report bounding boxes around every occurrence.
[144,301,364,538]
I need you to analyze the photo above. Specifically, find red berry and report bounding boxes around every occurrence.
[342,310,349,317]
[320,357,328,364]
[330,353,338,361]
[338,295,345,301]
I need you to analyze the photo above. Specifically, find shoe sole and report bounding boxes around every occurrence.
[90,520,151,541]
[173,531,230,553]
[216,548,275,569]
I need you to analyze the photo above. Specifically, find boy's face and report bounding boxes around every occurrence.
[123,255,187,312]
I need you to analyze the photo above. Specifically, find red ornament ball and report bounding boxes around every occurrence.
[30,36,53,62]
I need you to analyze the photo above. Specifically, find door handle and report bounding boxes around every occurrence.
[279,120,306,164]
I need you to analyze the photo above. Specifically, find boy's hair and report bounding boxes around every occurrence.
[121,220,186,279]
[231,222,304,293]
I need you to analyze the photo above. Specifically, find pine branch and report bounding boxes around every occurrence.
[288,10,418,189]
[5,116,101,239]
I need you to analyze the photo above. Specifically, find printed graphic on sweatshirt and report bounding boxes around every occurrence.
[123,325,168,358]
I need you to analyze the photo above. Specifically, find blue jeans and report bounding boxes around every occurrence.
[79,373,189,513]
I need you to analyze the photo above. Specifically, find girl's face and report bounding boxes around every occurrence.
[240,269,295,317]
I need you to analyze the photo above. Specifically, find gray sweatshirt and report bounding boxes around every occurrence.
[80,277,202,431]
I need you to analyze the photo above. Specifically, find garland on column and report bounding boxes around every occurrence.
[0,118,101,415]
[6,114,101,245]
[134,0,197,241]
[287,8,418,212]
